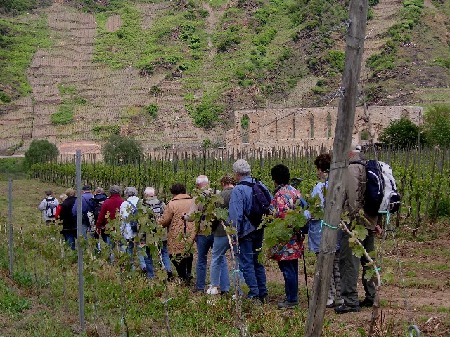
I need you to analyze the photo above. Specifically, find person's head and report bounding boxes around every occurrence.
[314,153,331,180]
[220,174,235,188]
[94,187,105,195]
[109,185,121,195]
[271,164,290,186]
[348,144,362,160]
[65,188,76,197]
[82,185,92,193]
[195,175,209,189]
[232,159,251,181]
[170,183,186,196]
[144,186,156,198]
[45,190,53,196]
[60,194,68,202]
[124,186,138,198]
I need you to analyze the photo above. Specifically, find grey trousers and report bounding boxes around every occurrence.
[339,230,376,307]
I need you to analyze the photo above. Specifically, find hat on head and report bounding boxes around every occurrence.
[82,185,92,191]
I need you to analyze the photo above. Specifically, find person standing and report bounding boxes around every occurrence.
[269,164,304,309]
[158,183,195,285]
[96,185,124,246]
[228,159,271,303]
[306,153,343,308]
[38,190,59,225]
[335,145,379,314]
[207,175,234,295]
[72,185,94,239]
[58,188,77,250]
[119,187,140,259]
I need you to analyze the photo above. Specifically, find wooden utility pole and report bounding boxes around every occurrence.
[304,0,368,336]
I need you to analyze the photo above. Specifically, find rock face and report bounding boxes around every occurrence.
[227,106,423,151]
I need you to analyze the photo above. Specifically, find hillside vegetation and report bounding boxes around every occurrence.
[0,0,449,153]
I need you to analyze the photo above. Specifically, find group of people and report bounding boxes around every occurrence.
[38,146,378,314]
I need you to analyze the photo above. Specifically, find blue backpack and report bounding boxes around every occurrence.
[238,180,272,227]
[127,201,139,233]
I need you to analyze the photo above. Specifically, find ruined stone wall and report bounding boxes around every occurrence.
[227,106,422,151]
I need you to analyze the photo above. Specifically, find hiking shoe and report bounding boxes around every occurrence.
[259,294,268,304]
[334,303,360,314]
[206,286,219,295]
[359,298,374,308]
[326,299,335,308]
[277,300,298,309]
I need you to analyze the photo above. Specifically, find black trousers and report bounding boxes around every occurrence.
[170,253,193,282]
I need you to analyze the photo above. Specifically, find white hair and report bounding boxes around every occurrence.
[196,175,209,186]
[144,186,155,197]
[124,186,138,197]
[233,159,251,175]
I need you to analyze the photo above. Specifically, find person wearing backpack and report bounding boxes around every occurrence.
[120,186,140,258]
[269,164,304,309]
[138,187,172,279]
[228,159,272,303]
[92,187,108,224]
[335,145,380,314]
[38,190,59,225]
[72,185,95,239]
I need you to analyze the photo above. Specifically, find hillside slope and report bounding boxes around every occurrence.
[0,0,449,154]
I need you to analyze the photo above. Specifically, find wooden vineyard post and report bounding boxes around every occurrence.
[304,0,368,336]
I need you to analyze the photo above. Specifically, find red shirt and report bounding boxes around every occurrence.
[96,194,124,230]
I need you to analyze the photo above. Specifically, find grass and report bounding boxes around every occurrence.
[0,177,449,336]
[0,12,51,102]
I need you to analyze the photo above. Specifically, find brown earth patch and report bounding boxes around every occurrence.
[105,15,122,32]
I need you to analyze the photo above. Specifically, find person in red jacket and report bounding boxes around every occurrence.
[96,185,124,247]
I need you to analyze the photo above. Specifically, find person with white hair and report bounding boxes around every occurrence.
[228,159,271,303]
[120,186,140,258]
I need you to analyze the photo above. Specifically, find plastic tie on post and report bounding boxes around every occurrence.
[322,221,339,230]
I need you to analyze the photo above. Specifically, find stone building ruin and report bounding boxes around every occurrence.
[226,106,423,151]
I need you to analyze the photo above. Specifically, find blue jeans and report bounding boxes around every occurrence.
[278,259,299,303]
[209,236,230,292]
[196,234,214,290]
[63,232,76,251]
[161,241,172,273]
[138,246,155,278]
[237,229,267,299]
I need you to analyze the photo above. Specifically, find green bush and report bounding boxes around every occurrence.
[424,104,450,147]
[214,25,242,53]
[24,139,58,168]
[187,98,223,129]
[146,103,158,118]
[379,117,424,148]
[0,90,11,103]
[102,134,143,165]
[51,104,74,125]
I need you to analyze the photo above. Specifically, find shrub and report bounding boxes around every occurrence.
[0,91,11,103]
[102,134,143,165]
[146,103,158,118]
[51,104,74,125]
[423,104,450,147]
[378,117,423,148]
[187,98,223,129]
[24,139,58,168]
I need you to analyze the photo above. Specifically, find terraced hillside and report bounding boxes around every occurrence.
[0,0,449,155]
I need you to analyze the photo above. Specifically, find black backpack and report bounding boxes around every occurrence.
[127,201,139,233]
[238,180,272,227]
[45,197,58,218]
[350,160,385,217]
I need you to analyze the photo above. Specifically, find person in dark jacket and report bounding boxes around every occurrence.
[72,185,94,239]
[59,188,77,250]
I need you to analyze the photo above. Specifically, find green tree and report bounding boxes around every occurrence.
[24,139,59,168]
[424,104,450,147]
[102,134,143,165]
[378,117,423,148]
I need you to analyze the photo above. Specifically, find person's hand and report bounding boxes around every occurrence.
[374,224,383,237]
